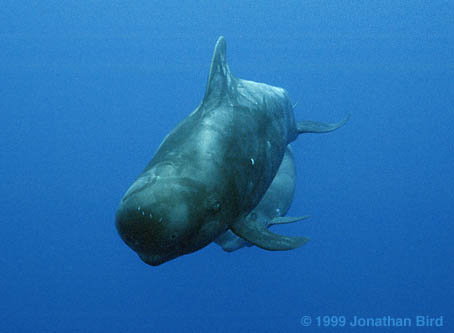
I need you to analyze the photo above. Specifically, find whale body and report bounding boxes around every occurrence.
[215,145,309,252]
[115,36,348,266]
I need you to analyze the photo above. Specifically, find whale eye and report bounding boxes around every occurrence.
[210,201,221,214]
[205,195,222,215]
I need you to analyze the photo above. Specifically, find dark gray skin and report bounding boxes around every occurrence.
[115,36,348,266]
[215,146,309,252]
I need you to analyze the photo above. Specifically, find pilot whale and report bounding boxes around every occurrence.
[115,36,348,266]
[215,145,309,252]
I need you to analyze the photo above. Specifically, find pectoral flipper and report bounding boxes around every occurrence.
[230,218,310,251]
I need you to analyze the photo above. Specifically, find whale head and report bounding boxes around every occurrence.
[115,163,225,266]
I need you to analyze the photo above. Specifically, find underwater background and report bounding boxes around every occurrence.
[1,1,453,332]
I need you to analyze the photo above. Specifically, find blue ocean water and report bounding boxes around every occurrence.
[1,1,453,332]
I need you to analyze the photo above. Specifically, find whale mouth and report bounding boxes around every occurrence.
[138,250,182,266]
[138,253,166,266]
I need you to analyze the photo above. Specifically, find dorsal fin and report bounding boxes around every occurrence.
[202,36,236,104]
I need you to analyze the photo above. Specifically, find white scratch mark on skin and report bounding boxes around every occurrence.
[250,158,255,165]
